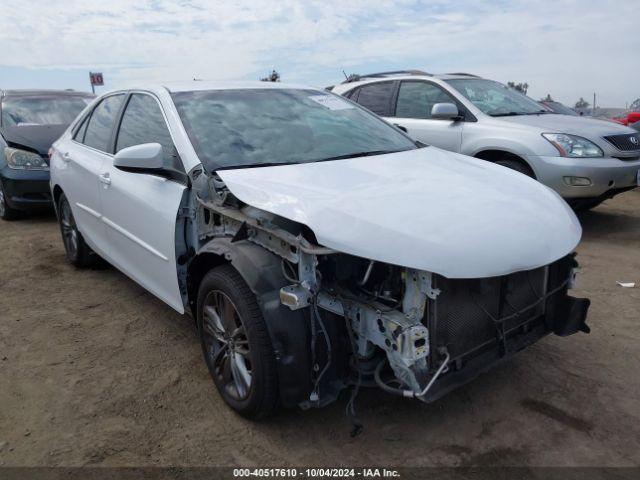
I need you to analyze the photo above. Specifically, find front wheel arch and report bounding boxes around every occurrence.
[473,150,537,179]
[187,238,313,408]
[52,185,64,215]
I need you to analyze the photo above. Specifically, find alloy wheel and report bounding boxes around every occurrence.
[60,200,79,257]
[0,184,6,218]
[202,290,252,400]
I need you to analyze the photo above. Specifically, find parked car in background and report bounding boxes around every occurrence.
[612,112,640,126]
[331,71,640,210]
[50,82,589,419]
[539,100,578,116]
[0,89,94,220]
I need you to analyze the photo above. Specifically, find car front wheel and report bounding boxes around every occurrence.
[0,181,20,221]
[197,264,279,419]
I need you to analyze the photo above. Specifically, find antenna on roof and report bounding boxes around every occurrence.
[342,70,348,80]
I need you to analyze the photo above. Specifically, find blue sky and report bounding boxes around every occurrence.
[1,0,638,107]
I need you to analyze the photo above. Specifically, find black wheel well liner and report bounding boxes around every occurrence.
[52,185,64,211]
[186,238,313,407]
[473,150,536,178]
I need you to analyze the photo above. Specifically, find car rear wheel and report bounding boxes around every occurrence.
[197,264,279,419]
[0,181,20,221]
[58,193,95,268]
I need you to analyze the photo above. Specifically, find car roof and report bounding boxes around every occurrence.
[1,89,95,98]
[157,80,321,93]
[330,72,484,93]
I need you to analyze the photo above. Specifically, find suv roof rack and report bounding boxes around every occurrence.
[446,72,480,77]
[341,69,431,84]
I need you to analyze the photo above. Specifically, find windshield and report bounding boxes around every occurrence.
[171,88,416,171]
[542,101,578,116]
[446,79,547,117]
[1,95,92,127]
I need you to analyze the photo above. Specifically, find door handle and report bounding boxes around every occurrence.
[62,152,71,163]
[394,124,408,133]
[99,173,111,186]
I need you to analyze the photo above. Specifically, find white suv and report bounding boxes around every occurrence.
[331,71,640,209]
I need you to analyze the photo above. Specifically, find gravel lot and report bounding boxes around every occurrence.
[1,190,639,467]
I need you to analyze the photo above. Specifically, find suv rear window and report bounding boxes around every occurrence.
[352,82,395,116]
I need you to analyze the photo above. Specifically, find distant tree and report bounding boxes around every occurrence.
[575,97,590,109]
[507,81,529,95]
[630,98,640,112]
[260,70,281,82]
[540,94,554,102]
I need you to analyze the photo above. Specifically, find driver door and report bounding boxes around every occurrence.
[99,92,187,313]
[388,80,463,153]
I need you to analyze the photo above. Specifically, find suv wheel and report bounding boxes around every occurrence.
[57,193,95,268]
[197,264,279,419]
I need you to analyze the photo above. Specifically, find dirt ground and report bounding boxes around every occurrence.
[0,190,639,468]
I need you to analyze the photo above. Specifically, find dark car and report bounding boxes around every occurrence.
[0,90,94,220]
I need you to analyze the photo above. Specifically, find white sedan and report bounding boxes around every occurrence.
[50,81,590,419]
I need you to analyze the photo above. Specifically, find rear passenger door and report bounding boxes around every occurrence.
[390,81,463,152]
[61,93,125,257]
[99,92,187,313]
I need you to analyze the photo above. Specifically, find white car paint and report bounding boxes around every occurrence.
[51,80,582,317]
[219,147,582,279]
[52,88,188,313]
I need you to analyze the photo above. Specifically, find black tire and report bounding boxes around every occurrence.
[495,158,535,178]
[0,180,21,221]
[569,197,605,212]
[57,193,95,268]
[197,264,279,419]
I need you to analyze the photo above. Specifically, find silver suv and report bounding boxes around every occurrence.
[331,71,640,209]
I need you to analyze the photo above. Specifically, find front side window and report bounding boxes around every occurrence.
[446,79,546,117]
[1,95,92,127]
[172,89,416,171]
[82,94,125,152]
[395,81,457,119]
[73,115,90,142]
[352,82,395,116]
[116,94,181,170]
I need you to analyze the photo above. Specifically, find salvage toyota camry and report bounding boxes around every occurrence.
[50,82,590,419]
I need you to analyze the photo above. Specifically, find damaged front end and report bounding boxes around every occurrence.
[188,178,590,409]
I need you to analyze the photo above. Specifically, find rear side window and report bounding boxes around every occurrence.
[395,81,457,119]
[353,82,394,116]
[82,94,125,152]
[115,94,181,170]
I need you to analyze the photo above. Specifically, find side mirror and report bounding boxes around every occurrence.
[113,143,164,172]
[431,103,460,120]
